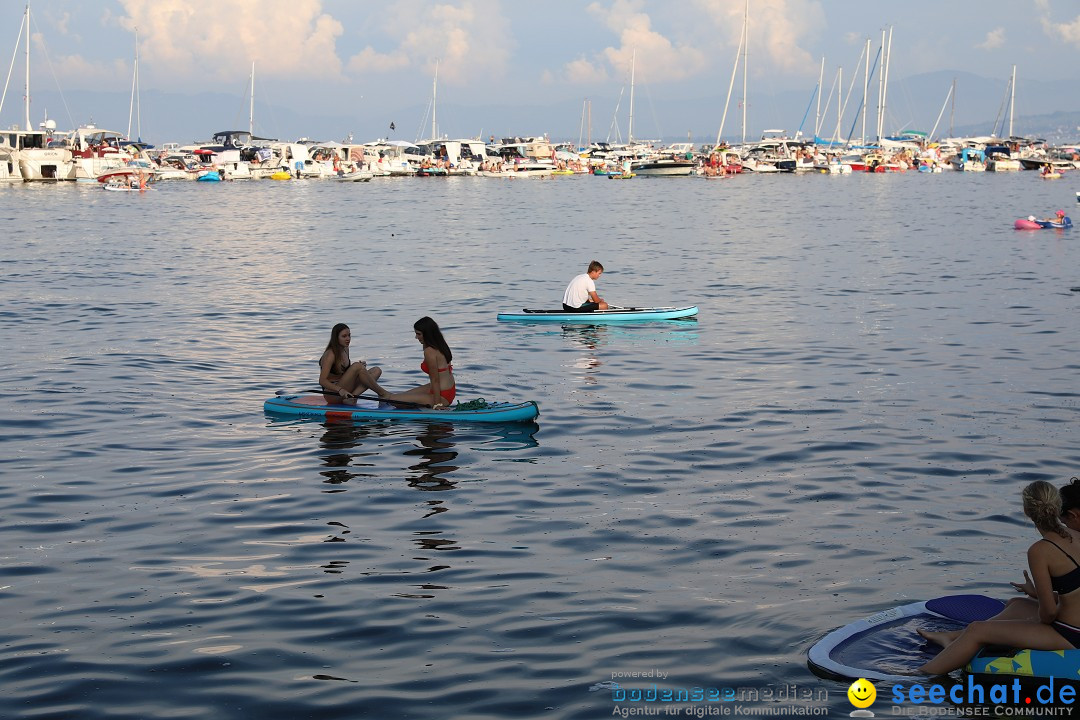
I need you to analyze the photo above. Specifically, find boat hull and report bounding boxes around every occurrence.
[264,395,539,423]
[497,306,698,323]
[633,162,694,176]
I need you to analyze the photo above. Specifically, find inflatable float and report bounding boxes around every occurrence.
[808,594,1080,687]
[1015,214,1072,230]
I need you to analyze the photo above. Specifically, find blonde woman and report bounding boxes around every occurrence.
[917,480,1080,674]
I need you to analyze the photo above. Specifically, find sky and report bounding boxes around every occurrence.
[3,0,1080,143]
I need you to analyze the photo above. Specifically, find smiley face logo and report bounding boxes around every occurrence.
[848,678,876,708]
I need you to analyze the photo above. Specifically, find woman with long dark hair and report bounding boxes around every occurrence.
[319,323,388,404]
[386,317,455,408]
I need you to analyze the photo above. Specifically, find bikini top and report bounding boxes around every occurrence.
[421,361,452,374]
[1043,538,1080,595]
[321,351,350,378]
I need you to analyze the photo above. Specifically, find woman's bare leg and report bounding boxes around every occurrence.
[387,384,438,407]
[917,621,1072,676]
[341,363,388,397]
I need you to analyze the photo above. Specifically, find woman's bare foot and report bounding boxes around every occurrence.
[917,628,961,647]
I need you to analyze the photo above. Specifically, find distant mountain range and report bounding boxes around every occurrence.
[13,70,1080,147]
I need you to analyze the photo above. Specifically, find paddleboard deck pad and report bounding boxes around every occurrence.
[265,394,539,423]
[496,306,698,323]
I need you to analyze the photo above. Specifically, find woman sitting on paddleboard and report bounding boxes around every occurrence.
[319,323,389,404]
[915,480,1080,674]
[386,317,456,408]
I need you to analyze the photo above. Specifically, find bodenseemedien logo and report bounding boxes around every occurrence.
[847,677,876,717]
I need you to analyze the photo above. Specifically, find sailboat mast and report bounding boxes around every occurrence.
[24,2,31,131]
[862,38,869,144]
[578,98,587,149]
[1008,64,1015,138]
[249,62,255,136]
[815,57,823,138]
[880,26,892,140]
[741,0,748,145]
[950,77,955,137]
[628,49,635,145]
[135,29,141,141]
[715,7,745,147]
[928,81,953,141]
[432,60,439,141]
[128,28,138,140]
[836,67,842,142]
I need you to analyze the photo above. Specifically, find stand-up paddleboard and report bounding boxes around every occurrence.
[265,394,539,424]
[808,594,1080,685]
[497,306,698,323]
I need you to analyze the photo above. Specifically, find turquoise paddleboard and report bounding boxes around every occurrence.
[497,306,698,323]
[265,394,539,424]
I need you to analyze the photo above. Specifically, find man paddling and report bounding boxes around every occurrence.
[562,260,609,312]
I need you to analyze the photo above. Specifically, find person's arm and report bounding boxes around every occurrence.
[425,347,444,408]
[318,352,352,399]
[1028,543,1061,624]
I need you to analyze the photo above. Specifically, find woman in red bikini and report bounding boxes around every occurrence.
[386,317,456,408]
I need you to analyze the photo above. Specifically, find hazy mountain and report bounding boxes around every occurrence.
[17,69,1080,147]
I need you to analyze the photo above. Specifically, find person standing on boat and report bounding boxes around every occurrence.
[319,323,389,404]
[562,261,609,312]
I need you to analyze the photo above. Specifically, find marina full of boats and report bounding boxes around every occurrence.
[4,126,1080,185]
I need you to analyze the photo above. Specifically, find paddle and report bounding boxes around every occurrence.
[276,389,428,408]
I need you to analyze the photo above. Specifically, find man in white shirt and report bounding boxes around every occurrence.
[562,260,609,312]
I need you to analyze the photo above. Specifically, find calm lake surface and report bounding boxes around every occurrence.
[1,171,1078,719]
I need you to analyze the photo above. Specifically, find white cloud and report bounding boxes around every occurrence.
[558,0,706,85]
[346,0,513,85]
[692,0,825,74]
[977,27,1006,50]
[30,29,129,89]
[563,56,610,84]
[1042,12,1080,46]
[116,0,345,84]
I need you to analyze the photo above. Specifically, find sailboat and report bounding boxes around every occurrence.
[0,3,75,181]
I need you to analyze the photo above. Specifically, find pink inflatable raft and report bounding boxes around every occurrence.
[1015,211,1072,230]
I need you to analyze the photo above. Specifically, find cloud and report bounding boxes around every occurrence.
[346,1,514,85]
[1042,12,1080,46]
[30,33,129,90]
[557,0,706,85]
[115,0,345,84]
[692,0,825,74]
[977,27,1006,50]
[563,56,610,84]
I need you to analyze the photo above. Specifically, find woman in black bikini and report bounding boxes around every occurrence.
[319,323,389,404]
[916,480,1080,674]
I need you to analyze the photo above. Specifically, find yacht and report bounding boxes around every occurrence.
[0,127,74,181]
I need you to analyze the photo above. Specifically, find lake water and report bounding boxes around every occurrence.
[1,172,1077,719]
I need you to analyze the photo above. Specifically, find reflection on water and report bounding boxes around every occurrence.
[403,422,459,490]
[3,174,1077,719]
